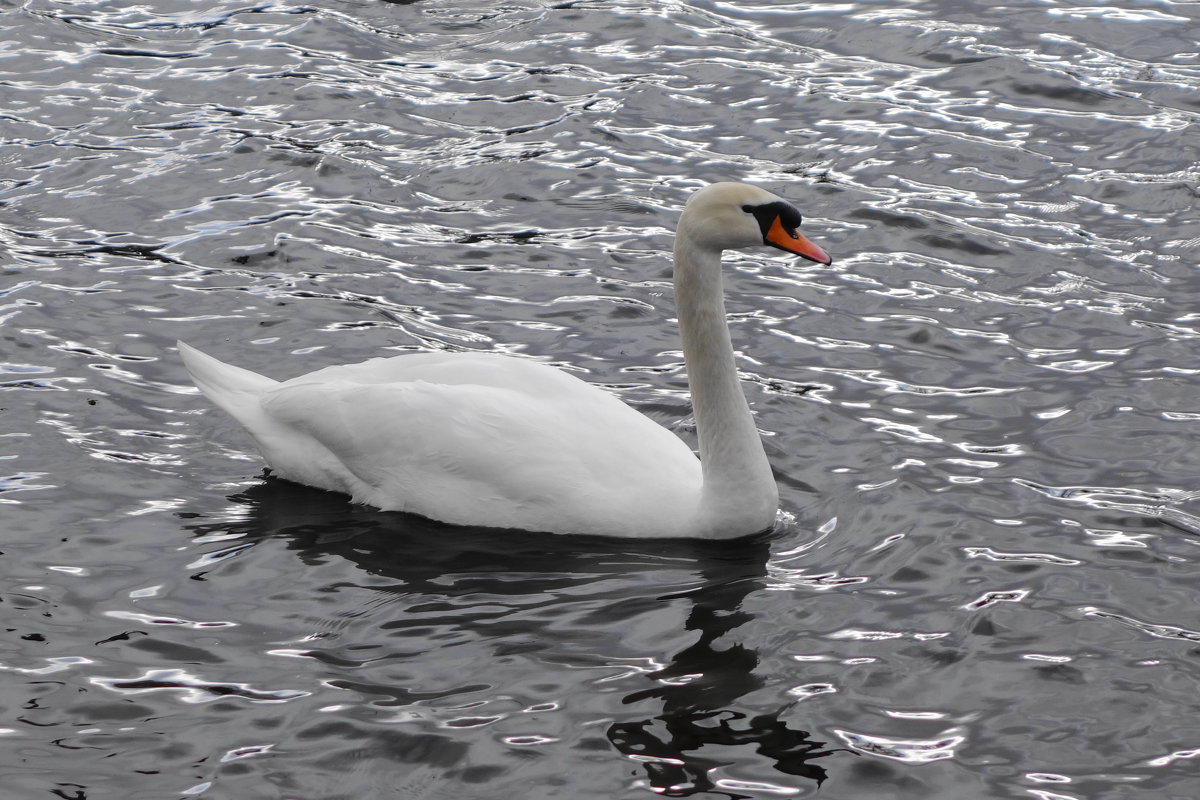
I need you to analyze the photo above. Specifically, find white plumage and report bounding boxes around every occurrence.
[180,182,832,539]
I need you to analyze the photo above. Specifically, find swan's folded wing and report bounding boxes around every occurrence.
[259,376,701,530]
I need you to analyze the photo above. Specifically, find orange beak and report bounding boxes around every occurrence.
[765,216,832,265]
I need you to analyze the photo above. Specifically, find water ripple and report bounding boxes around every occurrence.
[1081,607,1200,643]
[833,726,965,764]
[91,668,309,704]
[3,0,1199,796]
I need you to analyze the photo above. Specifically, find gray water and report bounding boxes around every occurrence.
[3,0,1200,797]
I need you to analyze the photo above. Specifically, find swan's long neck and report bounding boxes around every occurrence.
[673,232,779,536]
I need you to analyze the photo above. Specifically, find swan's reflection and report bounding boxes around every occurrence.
[189,478,838,795]
[604,536,835,795]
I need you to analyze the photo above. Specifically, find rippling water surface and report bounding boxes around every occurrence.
[3,0,1200,797]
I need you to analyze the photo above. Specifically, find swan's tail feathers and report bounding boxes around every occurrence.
[178,341,279,424]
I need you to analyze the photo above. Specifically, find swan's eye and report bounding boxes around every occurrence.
[745,201,799,239]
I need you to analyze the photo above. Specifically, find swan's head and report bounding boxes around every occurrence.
[680,182,832,266]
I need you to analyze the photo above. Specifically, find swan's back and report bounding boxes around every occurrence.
[293,350,596,395]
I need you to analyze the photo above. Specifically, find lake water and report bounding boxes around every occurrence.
[3,0,1200,797]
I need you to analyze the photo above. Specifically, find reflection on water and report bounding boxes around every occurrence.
[3,0,1200,796]
[191,479,838,796]
[606,561,837,796]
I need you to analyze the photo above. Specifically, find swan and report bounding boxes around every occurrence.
[179,182,832,539]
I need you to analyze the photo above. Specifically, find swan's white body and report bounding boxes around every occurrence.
[180,182,831,539]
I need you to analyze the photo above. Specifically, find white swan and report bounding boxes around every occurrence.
[179,182,832,539]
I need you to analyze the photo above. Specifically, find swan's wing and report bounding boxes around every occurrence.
[259,371,701,533]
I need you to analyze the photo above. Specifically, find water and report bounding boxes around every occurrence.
[3,0,1200,796]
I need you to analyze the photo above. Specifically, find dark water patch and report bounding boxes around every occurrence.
[916,231,1008,257]
[96,48,204,60]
